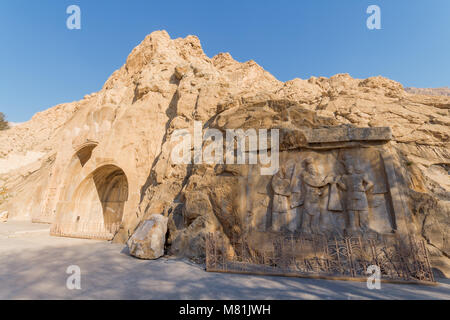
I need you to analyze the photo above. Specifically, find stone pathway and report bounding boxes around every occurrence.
[0,221,449,300]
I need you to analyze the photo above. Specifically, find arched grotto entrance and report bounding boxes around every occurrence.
[91,165,129,233]
[51,164,129,240]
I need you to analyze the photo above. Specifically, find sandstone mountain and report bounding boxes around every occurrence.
[0,31,448,275]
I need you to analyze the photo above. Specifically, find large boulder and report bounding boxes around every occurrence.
[127,214,168,260]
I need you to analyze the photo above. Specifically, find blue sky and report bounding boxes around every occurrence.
[1,0,449,122]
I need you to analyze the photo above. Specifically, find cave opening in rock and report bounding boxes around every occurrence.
[91,165,129,234]
[54,164,129,239]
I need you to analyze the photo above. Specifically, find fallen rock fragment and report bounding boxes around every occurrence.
[127,214,168,260]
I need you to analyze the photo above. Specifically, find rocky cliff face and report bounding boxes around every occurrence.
[0,30,448,275]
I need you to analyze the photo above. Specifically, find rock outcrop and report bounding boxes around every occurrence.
[0,30,448,275]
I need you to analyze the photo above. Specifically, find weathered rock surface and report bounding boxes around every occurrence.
[0,30,448,274]
[127,214,168,260]
[0,211,7,222]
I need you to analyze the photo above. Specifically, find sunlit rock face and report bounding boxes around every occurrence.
[0,31,448,273]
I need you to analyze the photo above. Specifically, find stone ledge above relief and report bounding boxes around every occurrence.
[279,126,392,151]
[306,127,392,143]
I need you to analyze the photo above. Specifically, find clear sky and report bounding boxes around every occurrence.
[1,0,449,122]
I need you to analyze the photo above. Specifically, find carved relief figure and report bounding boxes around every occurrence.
[299,158,334,235]
[271,159,302,232]
[337,155,375,236]
[270,151,391,238]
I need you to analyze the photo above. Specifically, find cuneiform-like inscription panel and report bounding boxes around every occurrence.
[206,233,435,284]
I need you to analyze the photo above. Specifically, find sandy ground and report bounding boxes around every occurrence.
[0,221,449,300]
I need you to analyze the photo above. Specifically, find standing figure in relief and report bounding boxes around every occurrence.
[338,158,375,236]
[300,158,334,235]
[271,159,302,232]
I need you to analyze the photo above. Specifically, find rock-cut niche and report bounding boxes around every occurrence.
[54,159,129,239]
[76,143,97,167]
[91,164,129,234]
[71,164,129,236]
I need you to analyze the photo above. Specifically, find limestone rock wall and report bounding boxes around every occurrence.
[0,31,448,273]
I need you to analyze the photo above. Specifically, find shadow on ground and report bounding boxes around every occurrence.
[1,238,449,300]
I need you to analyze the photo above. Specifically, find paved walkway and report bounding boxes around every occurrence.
[0,221,449,300]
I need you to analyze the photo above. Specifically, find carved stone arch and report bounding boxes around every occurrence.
[51,164,129,240]
[57,141,100,204]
